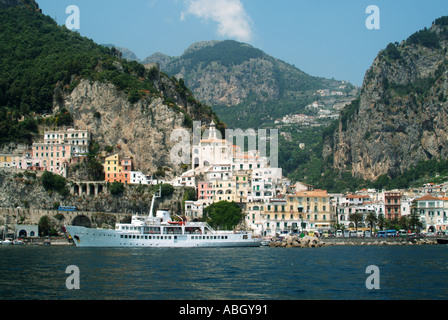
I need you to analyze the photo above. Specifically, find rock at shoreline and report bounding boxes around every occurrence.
[268,235,439,248]
[269,235,323,248]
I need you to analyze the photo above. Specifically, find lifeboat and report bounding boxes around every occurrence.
[168,221,185,226]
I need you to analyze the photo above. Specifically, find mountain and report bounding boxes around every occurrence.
[323,16,448,183]
[102,44,141,62]
[142,52,175,70]
[144,40,359,129]
[0,1,223,177]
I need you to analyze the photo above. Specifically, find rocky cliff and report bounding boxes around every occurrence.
[323,18,448,181]
[63,79,184,177]
[60,60,223,178]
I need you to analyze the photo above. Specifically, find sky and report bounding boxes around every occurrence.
[38,0,447,86]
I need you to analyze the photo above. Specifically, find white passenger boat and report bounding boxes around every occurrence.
[66,191,261,248]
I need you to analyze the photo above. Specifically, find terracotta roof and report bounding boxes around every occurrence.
[292,189,328,197]
[416,195,441,201]
[346,194,370,199]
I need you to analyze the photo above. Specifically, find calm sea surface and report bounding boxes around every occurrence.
[0,245,447,300]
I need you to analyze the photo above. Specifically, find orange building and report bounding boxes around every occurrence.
[104,154,134,184]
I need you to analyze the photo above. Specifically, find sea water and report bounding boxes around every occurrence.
[0,245,447,300]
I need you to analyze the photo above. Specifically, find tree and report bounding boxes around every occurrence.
[86,158,104,181]
[409,200,423,233]
[203,201,244,230]
[365,211,378,233]
[152,183,174,198]
[41,171,69,196]
[349,212,363,231]
[38,216,58,237]
[377,215,386,231]
[109,181,125,196]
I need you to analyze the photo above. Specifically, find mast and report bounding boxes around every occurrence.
[3,214,7,241]
[149,187,161,217]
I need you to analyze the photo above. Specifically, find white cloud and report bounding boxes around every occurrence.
[181,0,254,42]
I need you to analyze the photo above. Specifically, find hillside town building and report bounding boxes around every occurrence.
[3,123,448,237]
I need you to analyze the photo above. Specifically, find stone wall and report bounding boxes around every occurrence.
[0,207,131,235]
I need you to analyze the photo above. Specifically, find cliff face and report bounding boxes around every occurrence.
[61,62,224,179]
[323,19,448,181]
[64,79,185,176]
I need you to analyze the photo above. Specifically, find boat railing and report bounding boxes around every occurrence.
[187,221,214,232]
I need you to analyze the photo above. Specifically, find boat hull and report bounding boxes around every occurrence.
[66,226,261,248]
[436,238,448,245]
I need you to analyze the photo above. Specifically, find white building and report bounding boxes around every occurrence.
[44,128,90,156]
[184,201,204,221]
[130,171,152,185]
[192,121,233,170]
[248,167,283,203]
[415,195,448,233]
[203,164,232,181]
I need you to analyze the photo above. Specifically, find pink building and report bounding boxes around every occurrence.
[32,143,72,177]
[197,181,214,207]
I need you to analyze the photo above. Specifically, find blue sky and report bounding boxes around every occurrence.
[38,0,447,86]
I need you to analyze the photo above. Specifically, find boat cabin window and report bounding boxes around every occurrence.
[163,227,182,235]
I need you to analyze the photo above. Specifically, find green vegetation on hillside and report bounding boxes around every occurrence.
[41,171,69,196]
[0,5,224,147]
[0,6,111,145]
[180,40,264,69]
[407,27,441,49]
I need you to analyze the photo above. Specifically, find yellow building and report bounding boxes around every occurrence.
[211,179,234,202]
[233,170,252,203]
[104,154,122,183]
[0,155,13,168]
[286,189,333,229]
[246,196,304,237]
[245,190,334,236]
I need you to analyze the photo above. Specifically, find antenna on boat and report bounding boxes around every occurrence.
[149,186,162,217]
